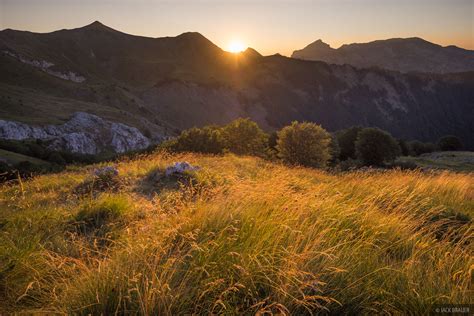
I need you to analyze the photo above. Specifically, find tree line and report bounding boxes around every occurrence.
[163,118,464,169]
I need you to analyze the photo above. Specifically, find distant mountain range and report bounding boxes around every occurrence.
[292,38,474,74]
[0,21,473,152]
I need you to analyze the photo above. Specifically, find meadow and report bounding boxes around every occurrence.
[0,152,472,314]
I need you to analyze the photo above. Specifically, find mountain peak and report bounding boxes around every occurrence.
[309,39,331,49]
[90,21,104,26]
[405,37,428,43]
[176,31,207,40]
[81,21,117,32]
[291,39,334,59]
[174,32,222,52]
[243,47,262,58]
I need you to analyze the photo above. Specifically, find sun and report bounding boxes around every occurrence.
[227,40,246,53]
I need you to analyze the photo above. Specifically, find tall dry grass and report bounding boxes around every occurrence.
[0,153,472,314]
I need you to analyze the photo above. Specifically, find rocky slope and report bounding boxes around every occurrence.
[0,112,150,154]
[1,22,473,150]
[292,38,474,74]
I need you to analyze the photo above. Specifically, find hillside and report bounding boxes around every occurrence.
[0,148,50,166]
[1,22,474,151]
[291,38,474,74]
[0,152,472,313]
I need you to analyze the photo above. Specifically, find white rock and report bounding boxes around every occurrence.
[165,162,200,176]
[110,122,150,153]
[63,132,98,154]
[0,120,49,139]
[0,112,151,155]
[94,166,119,178]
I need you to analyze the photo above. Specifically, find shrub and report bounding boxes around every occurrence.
[221,118,268,156]
[355,128,401,166]
[337,158,362,171]
[264,131,279,160]
[389,160,418,170]
[397,139,410,156]
[174,126,224,154]
[328,134,341,166]
[277,121,331,168]
[437,135,463,151]
[27,143,47,159]
[159,139,178,151]
[409,141,436,156]
[335,126,363,160]
[425,143,437,153]
[60,152,101,164]
[47,152,66,165]
[268,131,278,150]
[16,161,43,176]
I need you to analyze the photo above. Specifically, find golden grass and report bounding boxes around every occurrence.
[0,152,472,314]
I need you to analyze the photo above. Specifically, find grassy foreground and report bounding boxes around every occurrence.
[0,152,472,314]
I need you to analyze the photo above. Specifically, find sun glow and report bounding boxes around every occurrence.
[227,40,246,53]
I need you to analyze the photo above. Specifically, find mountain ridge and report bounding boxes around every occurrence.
[1,22,473,151]
[292,37,474,74]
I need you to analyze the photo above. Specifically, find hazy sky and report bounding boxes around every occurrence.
[1,0,473,56]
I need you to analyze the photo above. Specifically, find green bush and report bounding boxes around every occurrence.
[328,134,341,166]
[221,118,268,156]
[437,135,463,151]
[397,139,410,156]
[159,139,178,152]
[355,128,401,166]
[389,160,418,170]
[337,158,362,171]
[15,161,48,177]
[335,126,362,160]
[60,151,103,164]
[277,121,331,168]
[173,126,224,154]
[27,143,47,159]
[268,131,278,150]
[47,152,66,165]
[409,140,436,156]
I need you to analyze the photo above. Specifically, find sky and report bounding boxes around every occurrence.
[1,0,473,56]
